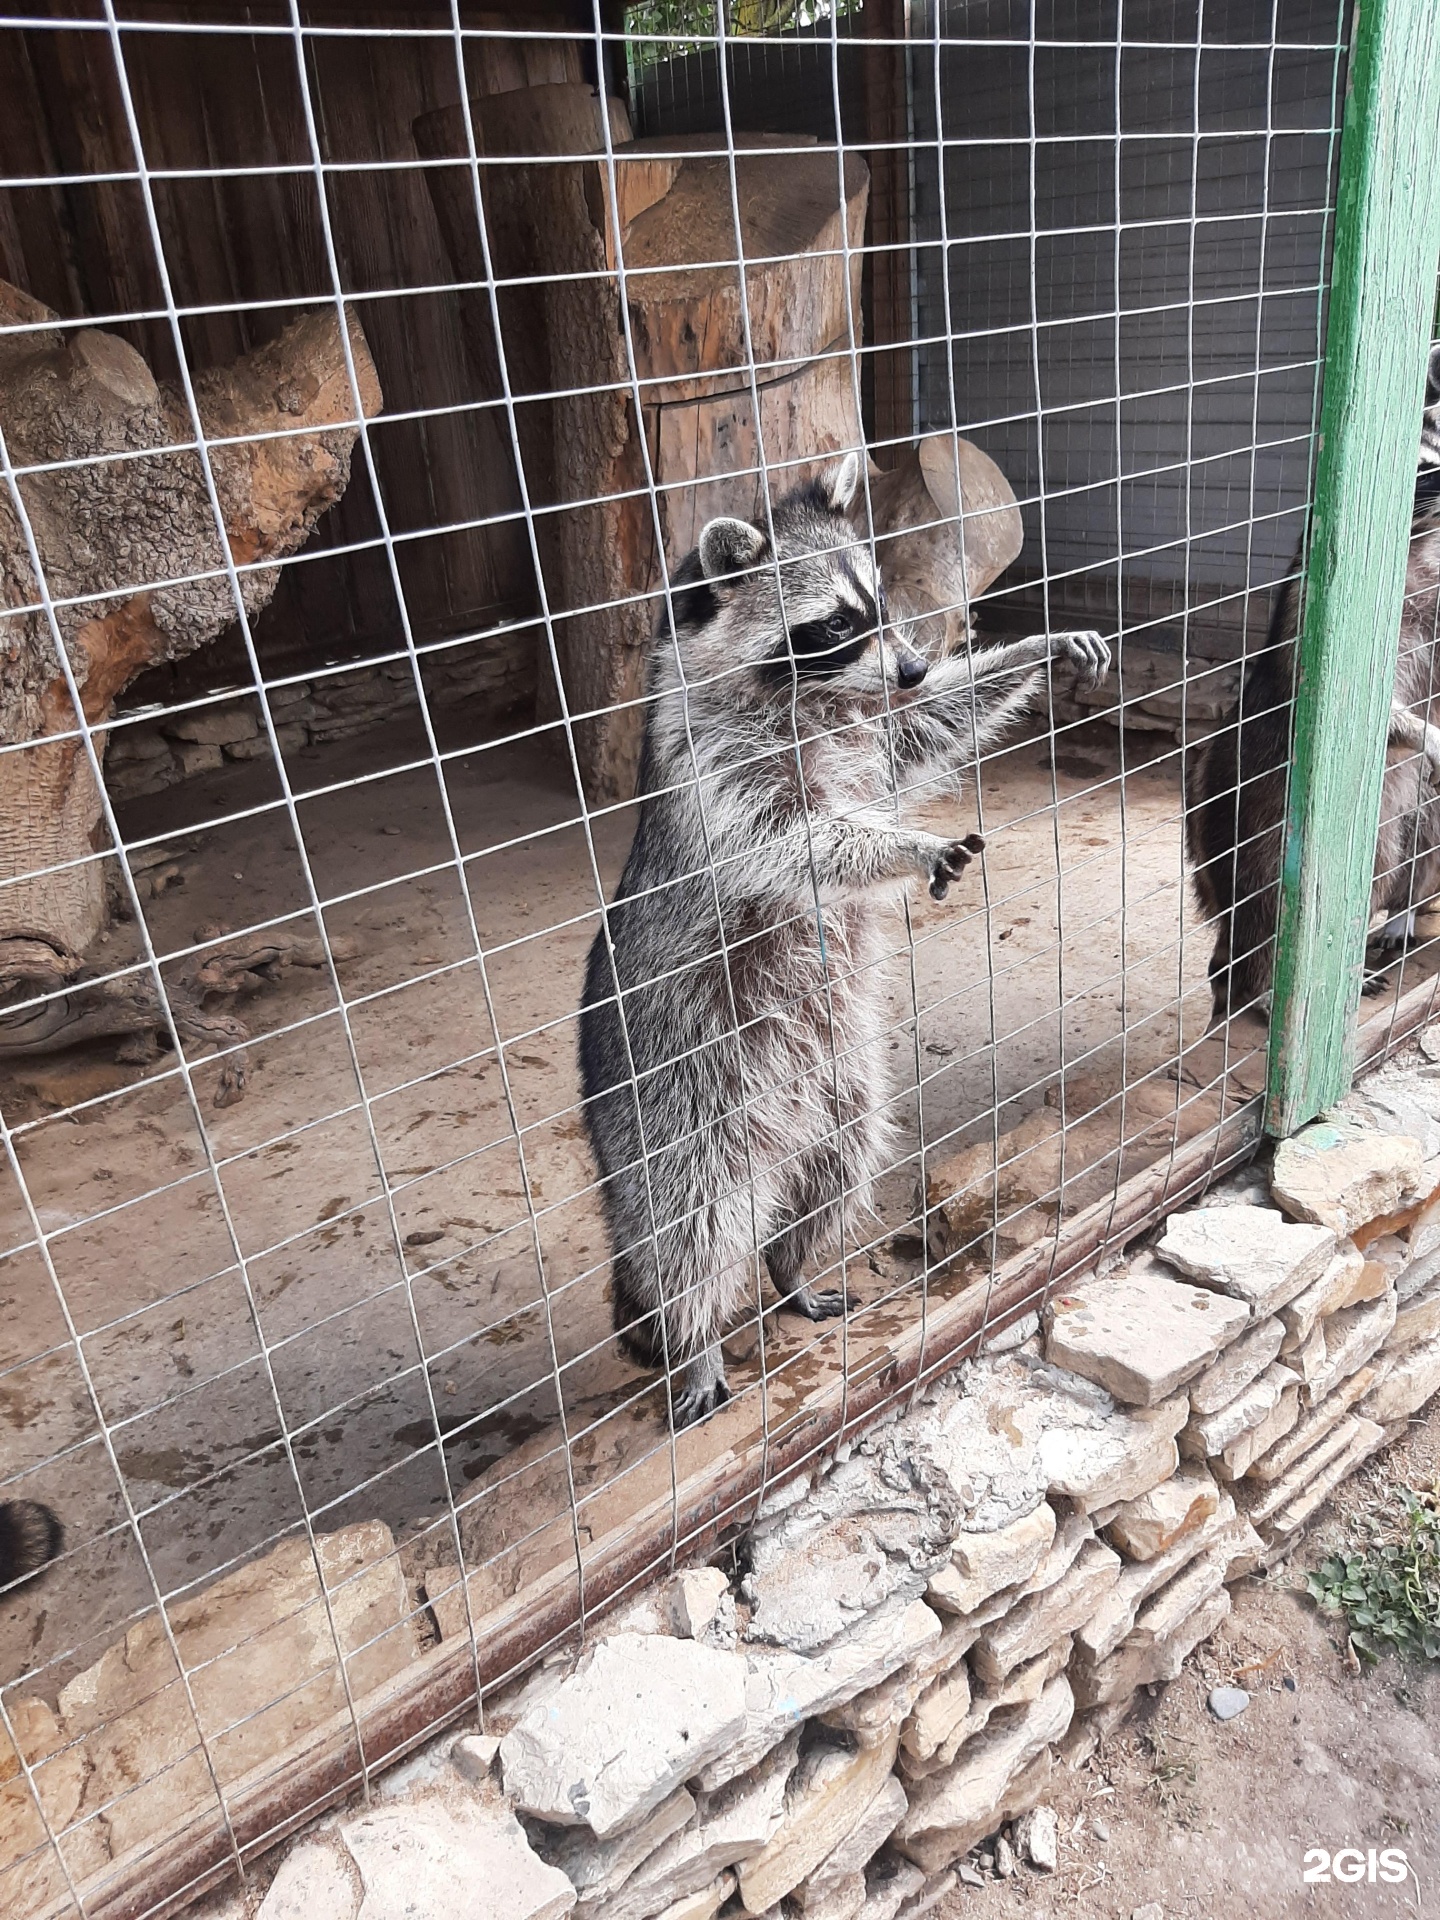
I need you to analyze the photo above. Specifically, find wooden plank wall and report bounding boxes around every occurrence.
[0,1,600,726]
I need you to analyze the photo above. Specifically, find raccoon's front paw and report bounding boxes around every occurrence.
[1054,630,1111,688]
[928,833,985,902]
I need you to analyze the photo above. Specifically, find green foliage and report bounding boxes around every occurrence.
[1306,1482,1440,1664]
[624,0,864,75]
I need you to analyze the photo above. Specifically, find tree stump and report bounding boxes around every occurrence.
[417,88,868,801]
[0,280,381,1086]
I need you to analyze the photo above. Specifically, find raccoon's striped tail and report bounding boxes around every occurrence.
[0,1501,63,1589]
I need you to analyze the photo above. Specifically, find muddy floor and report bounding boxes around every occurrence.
[945,1410,1440,1920]
[0,700,1377,1706]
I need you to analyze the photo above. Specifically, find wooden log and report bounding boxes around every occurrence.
[419,96,868,801]
[0,281,381,956]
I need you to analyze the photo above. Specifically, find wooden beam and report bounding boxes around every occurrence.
[1265,0,1440,1136]
[860,0,913,460]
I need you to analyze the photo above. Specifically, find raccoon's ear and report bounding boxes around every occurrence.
[818,450,861,514]
[698,516,768,582]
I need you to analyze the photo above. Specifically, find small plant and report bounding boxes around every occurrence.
[1307,1481,1440,1664]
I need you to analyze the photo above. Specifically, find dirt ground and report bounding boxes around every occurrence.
[948,1411,1440,1920]
[0,697,1426,1717]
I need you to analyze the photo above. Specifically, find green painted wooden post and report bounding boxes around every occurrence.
[1264,0,1440,1138]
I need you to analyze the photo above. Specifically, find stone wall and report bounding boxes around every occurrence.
[7,1052,1440,1920]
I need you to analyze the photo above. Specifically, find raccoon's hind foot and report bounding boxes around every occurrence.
[928,833,985,901]
[784,1282,846,1321]
[0,1499,63,1588]
[671,1351,731,1429]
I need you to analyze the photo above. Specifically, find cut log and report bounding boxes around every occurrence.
[863,435,1025,659]
[0,279,381,958]
[417,93,867,801]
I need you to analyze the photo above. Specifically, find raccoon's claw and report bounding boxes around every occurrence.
[672,1374,731,1429]
[1054,630,1111,688]
[786,1284,846,1321]
[929,833,985,902]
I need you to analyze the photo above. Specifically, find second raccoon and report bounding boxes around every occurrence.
[1188,345,1440,1020]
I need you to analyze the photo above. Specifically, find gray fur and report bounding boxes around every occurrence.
[579,459,1110,1427]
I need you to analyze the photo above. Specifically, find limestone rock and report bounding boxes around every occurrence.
[648,1876,734,1920]
[821,1612,970,1738]
[1215,1377,1301,1481]
[1387,1280,1440,1354]
[743,1409,973,1651]
[900,1661,973,1766]
[885,1356,1182,1534]
[340,1799,575,1920]
[1104,1464,1221,1561]
[1244,1363,1383,1483]
[1261,1418,1387,1540]
[1241,1416,1375,1530]
[669,1569,731,1641]
[1279,1243,1369,1347]
[1360,1331,1440,1424]
[1283,1321,1329,1389]
[697,1599,940,1791]
[797,1872,867,1920]
[1189,1316,1285,1415]
[499,1634,748,1836]
[1180,1363,1298,1460]
[1301,1292,1397,1406]
[928,1503,1056,1616]
[544,1789,695,1902]
[737,1734,899,1914]
[796,1775,908,1907]
[1013,1804,1058,1872]
[893,1678,1074,1873]
[1270,1121,1424,1235]
[1156,1207,1334,1317]
[971,1540,1121,1684]
[601,1737,798,1920]
[452,1734,502,1785]
[1070,1585,1231,1710]
[257,1842,360,1920]
[1122,1544,1229,1648]
[857,1859,927,1920]
[1077,1496,1237,1662]
[1043,1260,1248,1405]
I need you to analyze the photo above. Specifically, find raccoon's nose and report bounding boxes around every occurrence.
[895,649,928,689]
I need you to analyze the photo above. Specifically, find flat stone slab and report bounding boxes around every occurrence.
[1388,1280,1440,1355]
[695,1598,940,1792]
[1263,1418,1388,1541]
[1043,1260,1248,1406]
[971,1539,1121,1684]
[1216,1376,1301,1480]
[341,1800,575,1920]
[893,1677,1075,1874]
[1180,1362,1298,1460]
[1245,1363,1382,1483]
[1279,1244,1369,1347]
[1361,1331,1440,1424]
[737,1734,898,1914]
[927,1503,1056,1616]
[1271,1121,1425,1235]
[545,1789,695,1902]
[1189,1315,1285,1416]
[1104,1464,1221,1561]
[1071,1585,1231,1710]
[1156,1207,1335,1317]
[1302,1292,1397,1406]
[1079,1496,1237,1662]
[257,1842,359,1920]
[500,1633,747,1836]
[796,1774,907,1908]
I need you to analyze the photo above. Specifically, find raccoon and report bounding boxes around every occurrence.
[0,1500,63,1591]
[578,452,1111,1426]
[1188,344,1440,1021]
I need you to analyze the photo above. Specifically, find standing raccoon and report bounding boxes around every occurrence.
[1188,345,1440,1020]
[579,453,1110,1426]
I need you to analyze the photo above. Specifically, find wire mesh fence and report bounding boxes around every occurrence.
[0,3,1436,1916]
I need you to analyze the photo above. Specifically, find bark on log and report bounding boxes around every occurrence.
[0,281,382,955]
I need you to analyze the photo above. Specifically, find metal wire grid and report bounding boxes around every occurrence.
[0,4,1401,1915]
